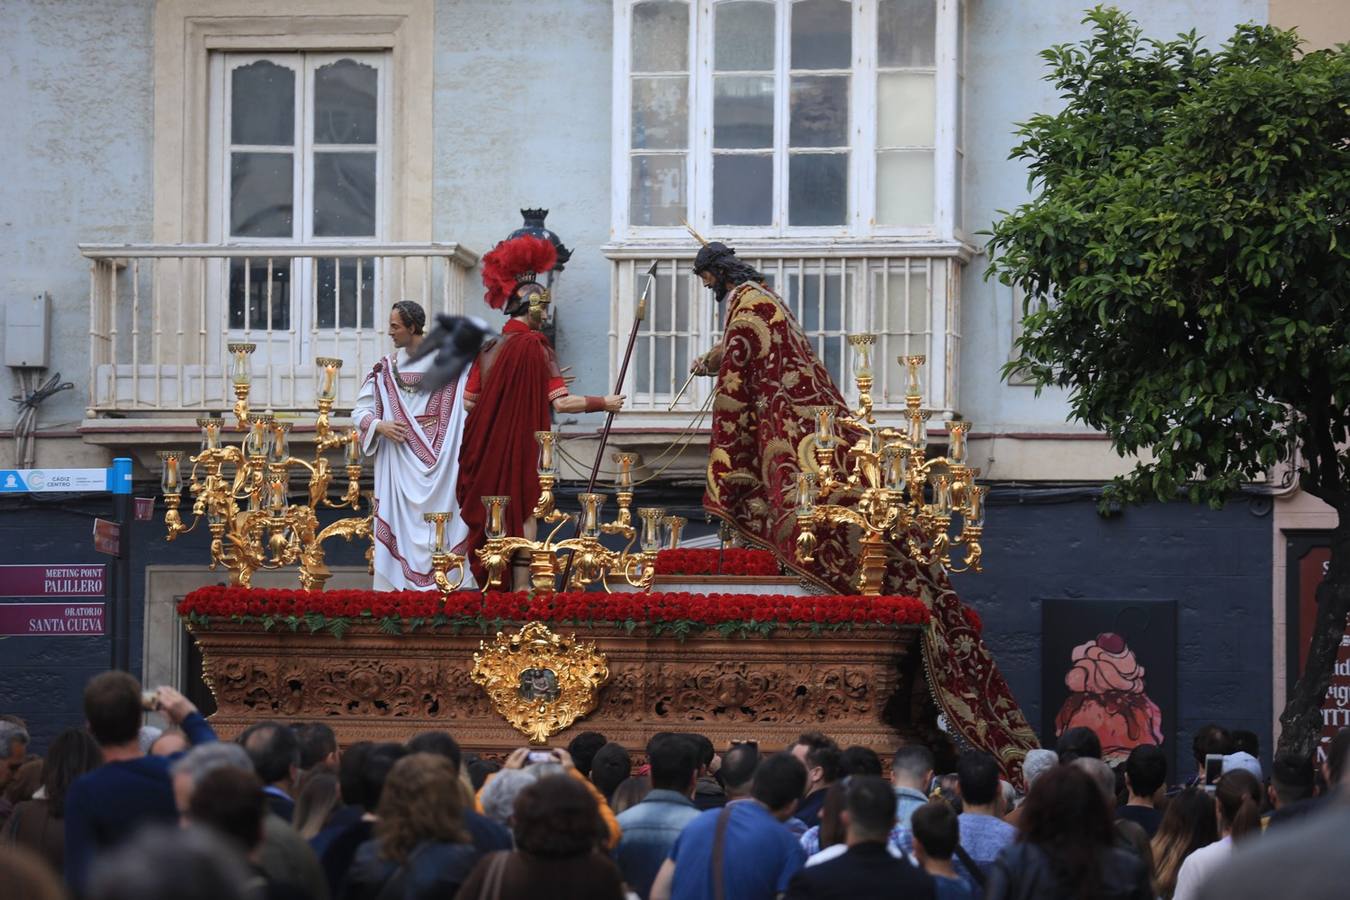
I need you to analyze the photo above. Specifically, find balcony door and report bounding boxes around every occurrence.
[208,51,390,401]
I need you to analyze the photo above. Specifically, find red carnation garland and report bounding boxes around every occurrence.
[177,585,928,638]
[653,548,779,577]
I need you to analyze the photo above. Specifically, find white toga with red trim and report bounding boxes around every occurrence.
[352,348,475,591]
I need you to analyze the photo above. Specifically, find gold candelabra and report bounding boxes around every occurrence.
[160,345,372,590]
[476,434,675,593]
[795,340,987,595]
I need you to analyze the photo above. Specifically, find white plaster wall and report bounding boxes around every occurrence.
[960,0,1268,432]
[0,0,156,434]
[432,0,616,398]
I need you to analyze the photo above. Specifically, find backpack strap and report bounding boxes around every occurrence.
[711,804,736,900]
[952,842,987,889]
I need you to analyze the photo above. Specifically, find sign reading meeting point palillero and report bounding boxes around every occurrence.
[0,564,107,636]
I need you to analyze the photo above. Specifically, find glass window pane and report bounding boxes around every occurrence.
[230,152,294,238]
[789,153,847,225]
[715,1,775,71]
[228,258,291,330]
[316,257,376,329]
[878,72,935,147]
[877,150,934,225]
[314,59,378,145]
[713,154,773,226]
[633,1,689,72]
[630,154,686,226]
[313,152,377,237]
[714,75,773,149]
[790,75,849,147]
[791,0,851,70]
[879,0,936,68]
[231,61,295,146]
[632,77,689,150]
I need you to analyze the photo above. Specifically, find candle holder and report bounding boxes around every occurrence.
[228,343,256,427]
[313,357,345,448]
[532,431,565,522]
[795,354,987,592]
[424,512,468,592]
[159,354,371,590]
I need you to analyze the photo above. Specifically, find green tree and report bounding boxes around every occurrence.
[986,7,1348,760]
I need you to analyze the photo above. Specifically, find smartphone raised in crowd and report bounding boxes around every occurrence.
[1203,753,1225,792]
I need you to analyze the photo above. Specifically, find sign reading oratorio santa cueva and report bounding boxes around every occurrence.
[0,564,107,636]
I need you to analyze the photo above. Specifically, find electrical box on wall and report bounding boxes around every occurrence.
[5,293,51,368]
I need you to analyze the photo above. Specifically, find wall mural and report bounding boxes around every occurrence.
[1043,598,1176,770]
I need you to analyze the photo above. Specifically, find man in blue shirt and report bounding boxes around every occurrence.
[239,721,300,821]
[892,745,936,831]
[650,751,807,900]
[616,733,704,898]
[64,672,218,893]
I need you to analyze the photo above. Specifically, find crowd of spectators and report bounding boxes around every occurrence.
[3,673,1350,899]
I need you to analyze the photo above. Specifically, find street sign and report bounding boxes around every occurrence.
[92,519,122,557]
[134,497,155,521]
[0,468,112,493]
[0,602,105,636]
[0,564,106,597]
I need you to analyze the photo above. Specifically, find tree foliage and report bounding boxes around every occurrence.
[987,7,1349,512]
[986,7,1349,759]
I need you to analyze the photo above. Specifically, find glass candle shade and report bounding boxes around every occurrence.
[246,417,271,457]
[536,431,558,476]
[848,333,875,379]
[948,421,970,465]
[907,409,931,452]
[229,343,255,386]
[795,471,818,515]
[931,474,953,516]
[904,355,925,400]
[663,515,687,550]
[810,406,836,446]
[197,417,221,452]
[268,422,291,464]
[314,357,342,403]
[159,451,183,495]
[345,429,362,465]
[577,493,606,539]
[424,512,449,554]
[267,471,287,510]
[881,447,910,491]
[638,507,666,553]
[966,484,987,529]
[614,453,638,489]
[483,496,509,540]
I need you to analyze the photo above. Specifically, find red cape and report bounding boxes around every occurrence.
[456,329,554,582]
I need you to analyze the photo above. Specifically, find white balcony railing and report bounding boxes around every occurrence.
[605,243,967,424]
[80,243,478,415]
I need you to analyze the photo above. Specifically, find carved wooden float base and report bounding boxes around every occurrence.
[191,622,932,756]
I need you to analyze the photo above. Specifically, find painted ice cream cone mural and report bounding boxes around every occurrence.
[1054,632,1163,763]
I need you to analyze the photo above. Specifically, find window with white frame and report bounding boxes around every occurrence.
[616,0,962,239]
[211,52,389,335]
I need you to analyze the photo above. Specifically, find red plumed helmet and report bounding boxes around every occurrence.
[480,235,558,311]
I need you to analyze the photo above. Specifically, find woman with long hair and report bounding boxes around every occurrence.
[1150,787,1219,899]
[458,774,625,900]
[1171,770,1262,900]
[985,765,1151,900]
[341,753,480,900]
[292,771,340,841]
[2,728,102,871]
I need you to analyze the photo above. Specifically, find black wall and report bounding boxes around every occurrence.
[952,490,1274,780]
